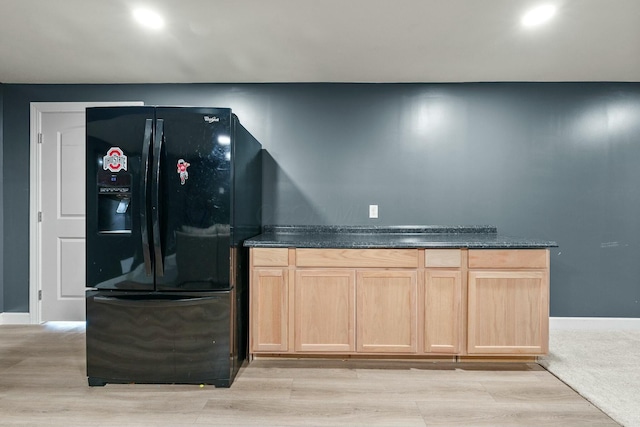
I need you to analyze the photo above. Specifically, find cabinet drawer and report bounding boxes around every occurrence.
[252,248,289,267]
[425,249,462,268]
[468,249,548,269]
[296,249,419,268]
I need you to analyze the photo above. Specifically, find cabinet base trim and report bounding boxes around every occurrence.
[457,356,538,363]
[251,354,457,361]
[250,354,539,364]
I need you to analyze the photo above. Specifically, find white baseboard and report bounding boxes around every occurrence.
[550,317,640,330]
[0,312,32,325]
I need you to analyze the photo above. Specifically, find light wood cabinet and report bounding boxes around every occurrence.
[467,250,549,355]
[294,269,356,352]
[252,247,289,267]
[423,249,464,354]
[468,249,548,269]
[250,247,549,360]
[356,270,418,353]
[251,248,290,353]
[250,268,289,352]
[424,269,462,354]
[297,249,419,268]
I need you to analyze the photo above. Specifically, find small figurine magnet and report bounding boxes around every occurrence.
[177,159,190,185]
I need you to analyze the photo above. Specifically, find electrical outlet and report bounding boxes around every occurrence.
[369,204,378,219]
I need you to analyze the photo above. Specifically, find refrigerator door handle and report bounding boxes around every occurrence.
[151,118,165,277]
[141,119,153,277]
[93,295,222,308]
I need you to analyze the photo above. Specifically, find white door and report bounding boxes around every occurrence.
[40,111,86,321]
[30,102,143,323]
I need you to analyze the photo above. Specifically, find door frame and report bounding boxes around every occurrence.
[29,102,143,324]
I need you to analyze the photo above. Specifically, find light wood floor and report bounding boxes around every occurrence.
[0,324,618,427]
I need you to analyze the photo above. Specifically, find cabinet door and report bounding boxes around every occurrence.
[424,270,462,354]
[467,270,548,355]
[294,270,356,352]
[356,270,418,353]
[250,268,289,352]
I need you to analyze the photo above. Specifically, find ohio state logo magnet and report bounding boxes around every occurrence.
[177,159,190,185]
[103,147,128,172]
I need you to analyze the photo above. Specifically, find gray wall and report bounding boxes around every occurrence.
[2,83,640,317]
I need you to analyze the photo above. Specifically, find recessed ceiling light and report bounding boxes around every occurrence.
[133,8,165,30]
[521,4,557,28]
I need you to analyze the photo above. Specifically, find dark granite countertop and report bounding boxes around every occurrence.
[244,226,558,249]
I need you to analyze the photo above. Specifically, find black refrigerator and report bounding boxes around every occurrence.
[85,106,261,387]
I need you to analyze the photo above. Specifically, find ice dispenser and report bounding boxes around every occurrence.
[97,171,132,233]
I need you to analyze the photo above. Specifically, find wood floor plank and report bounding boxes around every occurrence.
[483,380,591,404]
[199,398,427,426]
[416,401,619,426]
[237,366,358,380]
[205,377,294,400]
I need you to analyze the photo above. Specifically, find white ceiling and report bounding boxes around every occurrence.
[1,0,639,84]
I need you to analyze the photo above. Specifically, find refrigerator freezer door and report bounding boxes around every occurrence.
[86,107,155,291]
[86,290,234,386]
[154,108,233,291]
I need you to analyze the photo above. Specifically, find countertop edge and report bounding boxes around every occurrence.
[243,226,558,249]
[244,242,558,249]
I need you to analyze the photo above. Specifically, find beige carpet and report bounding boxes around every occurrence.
[540,328,640,427]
